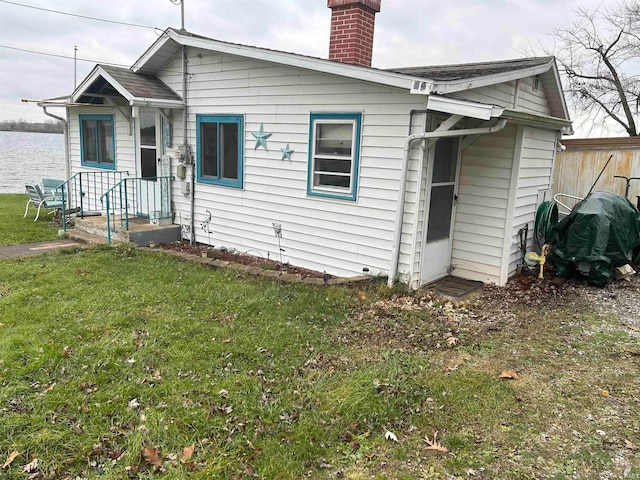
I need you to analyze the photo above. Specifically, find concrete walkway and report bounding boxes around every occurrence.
[0,240,85,259]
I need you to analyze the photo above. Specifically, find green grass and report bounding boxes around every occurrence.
[0,194,639,478]
[0,193,60,246]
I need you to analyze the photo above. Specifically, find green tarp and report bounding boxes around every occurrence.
[548,192,640,287]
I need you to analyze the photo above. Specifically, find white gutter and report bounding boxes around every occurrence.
[387,118,508,287]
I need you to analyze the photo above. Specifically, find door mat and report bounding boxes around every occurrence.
[427,276,483,298]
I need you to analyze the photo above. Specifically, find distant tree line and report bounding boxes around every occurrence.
[0,119,64,134]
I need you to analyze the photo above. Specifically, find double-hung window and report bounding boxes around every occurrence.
[80,114,115,169]
[308,113,361,201]
[196,115,243,188]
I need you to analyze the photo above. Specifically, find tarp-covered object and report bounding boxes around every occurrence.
[548,192,640,286]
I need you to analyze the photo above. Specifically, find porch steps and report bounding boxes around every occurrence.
[65,229,108,245]
[68,215,181,247]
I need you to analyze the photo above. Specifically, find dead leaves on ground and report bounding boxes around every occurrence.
[180,444,195,463]
[424,432,449,453]
[499,370,519,380]
[22,457,39,473]
[137,444,197,471]
[143,447,162,467]
[2,452,41,474]
[2,450,19,468]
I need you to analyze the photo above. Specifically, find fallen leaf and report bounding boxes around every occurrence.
[446,336,458,346]
[384,430,398,442]
[44,383,56,393]
[2,450,19,468]
[628,325,640,332]
[600,390,610,397]
[358,291,366,300]
[180,444,195,463]
[22,458,38,473]
[0,323,5,328]
[222,338,231,343]
[128,398,140,409]
[62,346,73,358]
[424,432,449,453]
[625,439,637,450]
[76,269,90,276]
[143,447,162,467]
[500,370,519,380]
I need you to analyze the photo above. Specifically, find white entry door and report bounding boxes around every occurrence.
[138,109,162,216]
[420,136,460,284]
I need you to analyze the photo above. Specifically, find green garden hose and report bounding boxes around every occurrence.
[534,200,558,247]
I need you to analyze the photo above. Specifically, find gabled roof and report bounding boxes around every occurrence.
[131,28,569,122]
[387,57,554,82]
[133,28,433,93]
[72,65,183,108]
[389,57,569,120]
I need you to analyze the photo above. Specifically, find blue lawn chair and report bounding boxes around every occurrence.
[23,182,64,222]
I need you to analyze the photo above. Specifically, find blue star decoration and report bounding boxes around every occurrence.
[252,123,272,150]
[280,144,294,161]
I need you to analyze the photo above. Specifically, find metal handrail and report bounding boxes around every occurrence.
[100,176,173,243]
[58,171,130,230]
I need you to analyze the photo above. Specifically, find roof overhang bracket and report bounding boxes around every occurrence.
[105,97,132,136]
[158,108,172,126]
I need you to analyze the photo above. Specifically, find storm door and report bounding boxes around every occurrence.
[137,109,161,217]
[420,136,460,283]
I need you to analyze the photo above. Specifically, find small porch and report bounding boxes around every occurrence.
[57,171,180,246]
[68,214,181,246]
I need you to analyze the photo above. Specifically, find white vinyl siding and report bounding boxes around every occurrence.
[449,77,551,117]
[507,126,557,275]
[450,125,517,284]
[158,49,426,278]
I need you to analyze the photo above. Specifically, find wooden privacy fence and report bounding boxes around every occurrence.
[553,137,640,212]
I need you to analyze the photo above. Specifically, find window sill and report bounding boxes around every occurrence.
[307,189,356,202]
[80,162,116,171]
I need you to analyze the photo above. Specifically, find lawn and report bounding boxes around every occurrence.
[0,193,61,246]
[0,197,639,479]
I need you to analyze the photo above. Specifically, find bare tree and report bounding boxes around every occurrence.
[549,2,640,136]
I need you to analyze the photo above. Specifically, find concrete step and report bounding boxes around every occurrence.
[72,215,181,246]
[65,229,108,245]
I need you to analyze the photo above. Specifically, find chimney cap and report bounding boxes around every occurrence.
[327,0,381,13]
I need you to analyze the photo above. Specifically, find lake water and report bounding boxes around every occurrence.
[0,131,66,194]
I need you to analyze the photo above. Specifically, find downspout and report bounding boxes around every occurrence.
[387,117,508,287]
[40,106,70,179]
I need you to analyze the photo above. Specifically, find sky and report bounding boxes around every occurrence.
[0,0,625,137]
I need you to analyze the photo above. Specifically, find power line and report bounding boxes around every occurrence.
[0,44,130,67]
[0,0,157,30]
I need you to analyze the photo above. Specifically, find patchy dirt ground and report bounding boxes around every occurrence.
[156,241,333,279]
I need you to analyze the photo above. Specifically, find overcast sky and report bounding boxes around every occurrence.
[0,0,623,136]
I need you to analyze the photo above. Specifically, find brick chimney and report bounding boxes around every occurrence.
[327,0,381,67]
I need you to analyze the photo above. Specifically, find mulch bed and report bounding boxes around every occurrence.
[156,241,333,279]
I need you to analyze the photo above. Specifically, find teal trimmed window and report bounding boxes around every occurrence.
[196,115,244,188]
[307,112,362,201]
[79,114,115,170]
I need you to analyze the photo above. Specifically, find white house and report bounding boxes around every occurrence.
[45,0,571,288]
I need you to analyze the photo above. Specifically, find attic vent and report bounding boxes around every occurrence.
[532,74,541,92]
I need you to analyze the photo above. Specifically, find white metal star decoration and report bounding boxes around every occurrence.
[280,143,294,160]
[252,123,272,150]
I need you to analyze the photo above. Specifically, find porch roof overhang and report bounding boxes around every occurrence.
[427,94,504,120]
[500,109,574,135]
[71,65,183,109]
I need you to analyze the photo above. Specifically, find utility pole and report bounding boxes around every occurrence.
[74,45,78,90]
[181,0,185,30]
